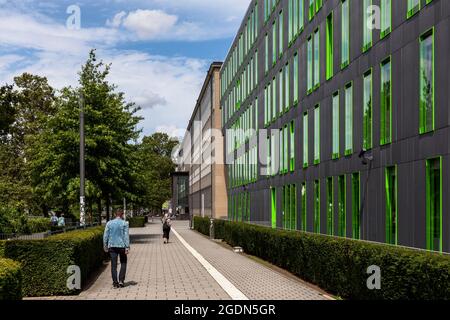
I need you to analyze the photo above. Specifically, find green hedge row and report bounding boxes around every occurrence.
[194,216,450,300]
[128,216,146,228]
[193,215,210,236]
[0,258,22,300]
[0,226,106,297]
[27,218,52,234]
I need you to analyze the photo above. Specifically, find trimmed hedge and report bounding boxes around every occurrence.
[193,215,211,236]
[0,226,106,297]
[0,258,22,300]
[195,216,450,300]
[27,218,52,234]
[128,216,146,228]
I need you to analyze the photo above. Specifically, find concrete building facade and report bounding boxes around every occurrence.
[220,0,450,252]
[178,62,228,220]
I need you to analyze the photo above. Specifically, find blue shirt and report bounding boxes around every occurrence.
[103,218,130,249]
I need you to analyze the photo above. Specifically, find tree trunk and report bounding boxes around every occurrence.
[105,197,110,222]
[97,198,102,224]
[41,204,49,217]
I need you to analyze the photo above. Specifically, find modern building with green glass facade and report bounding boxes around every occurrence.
[220,0,450,253]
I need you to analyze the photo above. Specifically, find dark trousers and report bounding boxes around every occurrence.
[110,248,127,284]
[163,226,171,240]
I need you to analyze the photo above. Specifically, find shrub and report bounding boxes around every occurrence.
[27,218,51,234]
[0,226,106,297]
[195,217,450,300]
[127,216,145,228]
[0,258,22,300]
[193,216,211,236]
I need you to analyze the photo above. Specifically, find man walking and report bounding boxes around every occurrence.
[103,209,130,288]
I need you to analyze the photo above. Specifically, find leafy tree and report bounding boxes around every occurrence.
[134,133,178,213]
[28,50,142,221]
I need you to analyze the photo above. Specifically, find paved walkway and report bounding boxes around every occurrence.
[31,221,329,300]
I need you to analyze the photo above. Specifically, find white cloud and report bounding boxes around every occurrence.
[120,10,178,40]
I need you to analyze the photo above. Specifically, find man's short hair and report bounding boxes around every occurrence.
[115,209,124,216]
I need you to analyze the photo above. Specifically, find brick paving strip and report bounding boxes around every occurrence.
[27,220,330,300]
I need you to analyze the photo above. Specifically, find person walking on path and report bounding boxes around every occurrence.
[162,213,172,244]
[103,210,130,288]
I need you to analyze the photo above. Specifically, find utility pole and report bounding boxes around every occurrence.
[79,92,86,226]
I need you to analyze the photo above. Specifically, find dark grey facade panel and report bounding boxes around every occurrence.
[222,0,450,252]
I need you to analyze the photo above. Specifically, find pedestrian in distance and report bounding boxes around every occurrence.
[57,213,65,227]
[162,212,172,244]
[50,212,58,226]
[103,209,130,289]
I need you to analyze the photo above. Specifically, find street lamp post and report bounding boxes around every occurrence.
[79,92,86,226]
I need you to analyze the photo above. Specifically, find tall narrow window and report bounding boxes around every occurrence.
[290,184,297,230]
[314,105,320,164]
[363,0,372,52]
[326,13,334,80]
[272,21,277,65]
[314,180,320,233]
[293,0,298,37]
[407,0,420,18]
[307,36,313,93]
[280,128,284,174]
[327,177,334,235]
[385,166,398,245]
[309,0,314,20]
[352,172,360,240]
[419,30,434,134]
[279,70,283,115]
[285,63,290,110]
[338,175,346,237]
[293,52,299,103]
[283,186,289,229]
[272,77,276,120]
[271,187,277,229]
[381,58,392,145]
[380,0,391,38]
[265,33,269,73]
[345,83,353,155]
[289,0,293,42]
[363,70,373,150]
[332,92,340,159]
[426,158,442,252]
[279,11,284,57]
[313,28,320,88]
[341,0,350,68]
[298,0,304,31]
[303,112,309,168]
[301,182,307,231]
[290,121,295,172]
[284,125,288,173]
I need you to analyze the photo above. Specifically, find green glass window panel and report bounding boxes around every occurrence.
[341,0,350,68]
[309,0,314,20]
[290,184,297,230]
[285,63,290,110]
[313,29,320,88]
[385,166,398,245]
[352,172,360,240]
[327,177,334,236]
[407,0,420,18]
[338,175,346,237]
[298,0,304,31]
[279,11,284,57]
[363,71,373,150]
[426,158,442,252]
[381,58,392,145]
[380,0,391,38]
[279,70,283,115]
[303,112,309,167]
[314,180,320,233]
[289,0,293,42]
[307,37,313,92]
[315,0,323,12]
[345,84,353,155]
[290,121,295,172]
[293,0,298,38]
[280,129,284,174]
[326,13,334,80]
[419,31,434,134]
[363,0,372,51]
[314,105,320,164]
[271,187,277,228]
[265,34,269,72]
[293,53,299,103]
[272,22,277,65]
[272,78,277,120]
[301,182,307,231]
[332,92,340,159]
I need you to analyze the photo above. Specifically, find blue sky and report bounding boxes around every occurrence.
[0,0,251,137]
